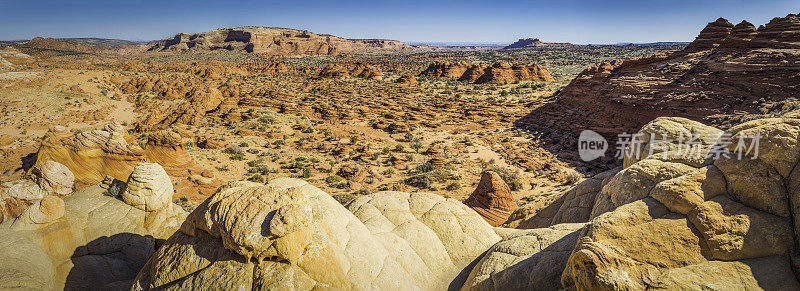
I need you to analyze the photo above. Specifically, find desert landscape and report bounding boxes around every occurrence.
[1,2,800,290]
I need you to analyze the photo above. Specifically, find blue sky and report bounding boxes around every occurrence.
[0,0,797,44]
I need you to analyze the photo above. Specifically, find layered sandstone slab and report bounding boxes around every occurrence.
[34,124,217,200]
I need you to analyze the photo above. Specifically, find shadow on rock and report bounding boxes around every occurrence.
[64,233,164,291]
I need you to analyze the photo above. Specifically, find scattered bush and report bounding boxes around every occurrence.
[248,174,265,183]
[445,182,462,191]
[486,167,523,191]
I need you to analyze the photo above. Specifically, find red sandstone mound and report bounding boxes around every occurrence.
[681,18,735,53]
[395,74,418,84]
[317,64,349,79]
[349,63,383,79]
[419,61,471,78]
[463,171,518,226]
[458,64,489,82]
[475,61,555,84]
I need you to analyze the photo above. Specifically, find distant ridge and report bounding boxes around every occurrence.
[408,42,505,47]
[503,38,577,49]
[0,38,142,47]
[603,41,690,46]
[60,38,142,46]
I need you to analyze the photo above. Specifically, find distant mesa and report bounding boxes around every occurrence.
[503,38,577,49]
[148,27,416,55]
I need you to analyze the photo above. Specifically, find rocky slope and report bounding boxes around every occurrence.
[503,114,800,289]
[516,14,800,166]
[148,27,416,55]
[0,46,31,70]
[0,55,13,70]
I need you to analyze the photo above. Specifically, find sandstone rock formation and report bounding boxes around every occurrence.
[464,171,517,226]
[29,159,75,196]
[349,63,383,79]
[517,14,800,165]
[148,27,415,55]
[474,62,554,84]
[145,130,201,177]
[121,163,173,212]
[0,162,187,290]
[11,112,793,290]
[0,160,74,224]
[317,63,348,79]
[132,178,501,290]
[36,123,144,188]
[504,168,618,229]
[420,61,554,84]
[395,73,418,84]
[682,18,735,53]
[419,61,471,78]
[34,124,216,202]
[461,223,585,290]
[506,114,800,290]
[458,64,488,82]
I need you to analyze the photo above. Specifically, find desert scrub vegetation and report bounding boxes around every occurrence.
[404,163,461,189]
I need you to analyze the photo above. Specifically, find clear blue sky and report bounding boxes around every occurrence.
[0,0,797,44]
